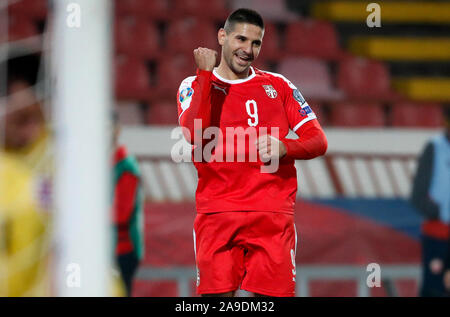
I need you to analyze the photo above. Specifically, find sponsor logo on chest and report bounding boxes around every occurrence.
[262,84,277,99]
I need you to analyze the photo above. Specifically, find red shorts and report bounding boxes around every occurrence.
[193,211,298,297]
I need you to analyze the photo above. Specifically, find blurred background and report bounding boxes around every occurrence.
[1,0,449,297]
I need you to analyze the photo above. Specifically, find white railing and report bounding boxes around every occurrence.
[136,265,421,297]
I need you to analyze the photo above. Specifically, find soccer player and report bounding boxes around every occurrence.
[177,8,327,297]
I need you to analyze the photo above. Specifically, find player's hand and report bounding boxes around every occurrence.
[193,47,217,72]
[256,135,287,161]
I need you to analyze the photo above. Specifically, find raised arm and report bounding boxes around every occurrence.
[177,48,217,144]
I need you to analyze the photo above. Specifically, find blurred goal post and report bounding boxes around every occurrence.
[51,0,113,296]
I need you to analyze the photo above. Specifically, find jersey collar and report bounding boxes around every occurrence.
[213,66,256,84]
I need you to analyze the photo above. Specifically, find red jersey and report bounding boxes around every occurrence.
[177,66,326,214]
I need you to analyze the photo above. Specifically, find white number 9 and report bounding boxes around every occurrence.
[245,100,258,127]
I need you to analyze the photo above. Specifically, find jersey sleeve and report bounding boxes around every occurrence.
[271,74,327,160]
[276,76,317,133]
[177,69,213,144]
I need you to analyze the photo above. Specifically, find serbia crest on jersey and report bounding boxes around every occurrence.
[262,84,277,98]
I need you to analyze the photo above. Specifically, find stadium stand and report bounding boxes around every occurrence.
[348,37,450,61]
[336,56,394,101]
[156,53,196,97]
[114,16,160,58]
[278,57,343,100]
[115,55,152,100]
[171,0,230,21]
[4,0,449,124]
[310,0,450,108]
[114,0,171,19]
[329,101,385,127]
[107,0,450,125]
[311,1,450,24]
[284,19,344,60]
[390,102,444,127]
[164,17,219,55]
[393,77,450,102]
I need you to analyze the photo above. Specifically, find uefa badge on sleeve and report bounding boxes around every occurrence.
[298,105,313,118]
[293,89,305,105]
[179,87,194,103]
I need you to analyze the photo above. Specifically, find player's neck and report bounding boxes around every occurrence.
[215,61,250,80]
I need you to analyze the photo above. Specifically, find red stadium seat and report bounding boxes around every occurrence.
[157,54,196,98]
[8,0,47,19]
[1,15,38,43]
[329,101,385,127]
[391,102,443,127]
[115,16,159,58]
[277,58,343,101]
[229,0,299,22]
[147,99,178,125]
[337,56,392,100]
[165,18,219,55]
[171,0,230,21]
[285,20,342,60]
[115,0,170,19]
[115,55,151,100]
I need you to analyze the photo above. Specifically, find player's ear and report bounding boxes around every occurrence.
[218,28,226,46]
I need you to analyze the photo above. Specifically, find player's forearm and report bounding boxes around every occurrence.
[179,70,213,143]
[282,124,328,160]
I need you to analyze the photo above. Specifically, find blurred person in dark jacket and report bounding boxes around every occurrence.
[410,105,450,297]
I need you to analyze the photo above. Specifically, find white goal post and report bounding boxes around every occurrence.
[51,0,113,296]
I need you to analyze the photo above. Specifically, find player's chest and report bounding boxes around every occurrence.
[210,82,287,129]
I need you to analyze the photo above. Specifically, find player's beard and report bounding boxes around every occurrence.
[227,49,253,75]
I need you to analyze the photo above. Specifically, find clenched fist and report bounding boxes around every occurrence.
[193,47,218,72]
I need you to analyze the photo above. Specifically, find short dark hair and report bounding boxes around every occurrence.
[0,54,40,96]
[224,8,264,34]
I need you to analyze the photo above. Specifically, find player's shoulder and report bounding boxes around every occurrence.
[253,68,297,90]
[178,75,197,90]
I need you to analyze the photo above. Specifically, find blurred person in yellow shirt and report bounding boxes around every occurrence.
[0,153,51,296]
[1,54,125,296]
[0,53,53,296]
